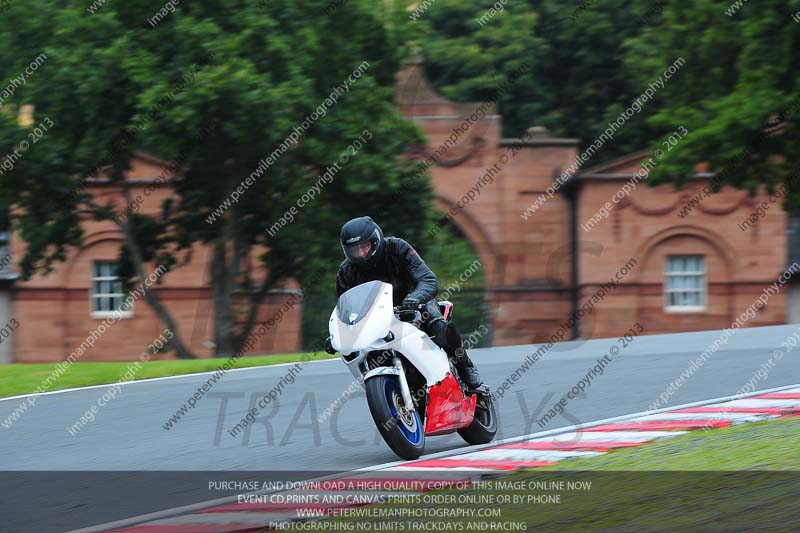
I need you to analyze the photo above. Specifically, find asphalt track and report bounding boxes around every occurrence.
[2,324,799,531]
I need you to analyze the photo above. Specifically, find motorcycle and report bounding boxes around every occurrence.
[328,280,497,459]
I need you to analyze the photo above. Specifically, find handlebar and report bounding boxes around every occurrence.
[393,305,424,326]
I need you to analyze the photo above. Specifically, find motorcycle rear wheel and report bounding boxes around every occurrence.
[366,376,425,460]
[458,392,497,445]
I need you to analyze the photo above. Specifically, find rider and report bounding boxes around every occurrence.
[324,216,483,388]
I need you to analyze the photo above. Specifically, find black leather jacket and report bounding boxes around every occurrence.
[336,237,438,305]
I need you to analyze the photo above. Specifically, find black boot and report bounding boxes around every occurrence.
[453,348,483,389]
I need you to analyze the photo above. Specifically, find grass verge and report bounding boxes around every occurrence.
[0,352,335,398]
[327,417,800,531]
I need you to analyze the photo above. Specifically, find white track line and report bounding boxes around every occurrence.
[632,413,777,422]
[527,430,687,443]
[717,399,800,408]
[760,387,800,394]
[147,511,298,526]
[355,382,800,472]
[382,466,500,473]
[453,449,604,462]
[67,382,800,533]
[0,356,339,403]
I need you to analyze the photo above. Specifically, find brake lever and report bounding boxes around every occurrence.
[395,307,423,325]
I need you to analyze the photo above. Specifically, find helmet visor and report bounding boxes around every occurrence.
[343,240,374,262]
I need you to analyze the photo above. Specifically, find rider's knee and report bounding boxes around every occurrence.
[444,321,463,349]
[427,319,448,347]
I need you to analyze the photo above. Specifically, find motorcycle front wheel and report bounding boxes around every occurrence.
[366,375,425,460]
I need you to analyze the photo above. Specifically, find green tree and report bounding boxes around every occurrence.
[413,0,668,161]
[415,0,548,137]
[534,0,666,160]
[626,0,800,207]
[411,0,800,201]
[0,0,432,358]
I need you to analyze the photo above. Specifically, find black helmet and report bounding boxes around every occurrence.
[340,216,384,265]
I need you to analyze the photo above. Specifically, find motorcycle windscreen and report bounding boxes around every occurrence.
[330,280,393,352]
[336,280,384,325]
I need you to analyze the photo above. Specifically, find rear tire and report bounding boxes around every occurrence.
[458,392,497,445]
[366,375,425,460]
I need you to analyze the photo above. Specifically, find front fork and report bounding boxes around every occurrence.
[393,356,415,412]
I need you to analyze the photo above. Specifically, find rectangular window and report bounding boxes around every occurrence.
[665,255,706,312]
[91,261,131,317]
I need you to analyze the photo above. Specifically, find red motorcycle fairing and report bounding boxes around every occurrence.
[424,373,477,435]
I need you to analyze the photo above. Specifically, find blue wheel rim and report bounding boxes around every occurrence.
[384,377,422,446]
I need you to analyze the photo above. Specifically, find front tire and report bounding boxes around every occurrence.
[366,376,425,460]
[458,392,497,445]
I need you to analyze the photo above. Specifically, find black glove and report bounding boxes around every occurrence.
[401,296,421,311]
[323,336,336,355]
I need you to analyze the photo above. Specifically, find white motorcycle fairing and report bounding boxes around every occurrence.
[330,281,450,386]
[329,280,476,435]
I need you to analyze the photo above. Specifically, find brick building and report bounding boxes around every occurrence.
[0,60,793,362]
[3,153,302,363]
[397,59,791,346]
